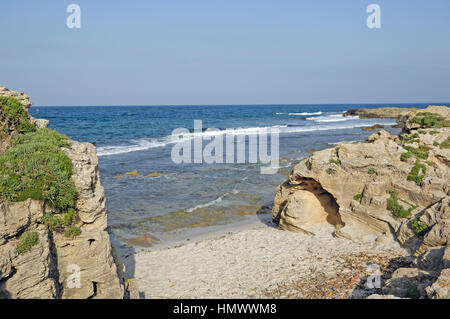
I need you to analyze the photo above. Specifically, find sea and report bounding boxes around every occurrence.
[28,103,432,247]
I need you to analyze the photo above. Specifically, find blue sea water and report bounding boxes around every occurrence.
[28,103,432,246]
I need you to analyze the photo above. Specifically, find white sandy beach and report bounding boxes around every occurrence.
[129,219,409,299]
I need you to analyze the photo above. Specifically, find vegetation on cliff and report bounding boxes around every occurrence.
[15,231,39,254]
[0,128,77,212]
[407,160,427,186]
[410,112,450,128]
[0,96,35,133]
[386,190,417,218]
[411,218,429,236]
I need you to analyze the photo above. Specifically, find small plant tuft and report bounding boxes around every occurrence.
[439,138,450,149]
[329,159,340,165]
[64,226,82,238]
[411,218,429,236]
[401,133,419,144]
[353,193,362,201]
[407,160,427,186]
[400,152,412,162]
[368,168,376,175]
[16,231,39,254]
[0,96,36,133]
[326,168,334,175]
[386,190,416,218]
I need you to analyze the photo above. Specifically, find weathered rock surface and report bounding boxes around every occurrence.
[0,86,48,153]
[343,107,417,119]
[362,124,384,131]
[0,86,125,299]
[0,85,32,109]
[274,105,450,298]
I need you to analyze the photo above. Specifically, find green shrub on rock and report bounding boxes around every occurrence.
[16,231,39,254]
[41,208,77,231]
[407,160,427,186]
[411,218,429,236]
[0,128,76,210]
[403,145,429,160]
[439,138,450,149]
[401,133,419,144]
[0,96,35,133]
[64,226,81,237]
[410,112,450,128]
[400,152,412,162]
[386,190,416,218]
[329,159,340,165]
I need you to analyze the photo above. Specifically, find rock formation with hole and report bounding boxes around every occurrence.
[273,105,449,298]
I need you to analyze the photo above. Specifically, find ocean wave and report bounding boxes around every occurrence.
[276,112,323,116]
[97,125,289,156]
[306,113,359,122]
[96,123,377,156]
[184,195,224,213]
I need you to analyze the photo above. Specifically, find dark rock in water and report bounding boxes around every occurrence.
[362,124,385,131]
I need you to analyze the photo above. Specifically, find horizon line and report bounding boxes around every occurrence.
[31,101,450,108]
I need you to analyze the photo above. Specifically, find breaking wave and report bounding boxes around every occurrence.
[96,122,378,156]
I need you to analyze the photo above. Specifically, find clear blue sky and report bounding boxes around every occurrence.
[1,0,449,106]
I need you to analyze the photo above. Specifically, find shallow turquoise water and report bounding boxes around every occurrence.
[29,103,428,245]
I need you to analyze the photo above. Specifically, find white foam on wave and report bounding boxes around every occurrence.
[97,125,288,156]
[306,113,359,122]
[184,195,224,213]
[96,122,377,157]
[276,112,323,116]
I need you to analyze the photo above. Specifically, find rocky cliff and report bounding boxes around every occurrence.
[273,106,449,298]
[0,85,125,299]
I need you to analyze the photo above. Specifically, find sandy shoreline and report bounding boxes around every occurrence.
[125,220,410,299]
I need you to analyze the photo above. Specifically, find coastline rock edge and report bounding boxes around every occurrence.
[0,86,126,299]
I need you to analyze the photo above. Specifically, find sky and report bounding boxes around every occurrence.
[1,0,450,106]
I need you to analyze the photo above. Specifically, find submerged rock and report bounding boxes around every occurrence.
[125,170,140,176]
[146,172,165,178]
[362,124,384,131]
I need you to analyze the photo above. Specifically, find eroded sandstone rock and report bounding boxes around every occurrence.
[273,105,450,298]
[0,86,125,299]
